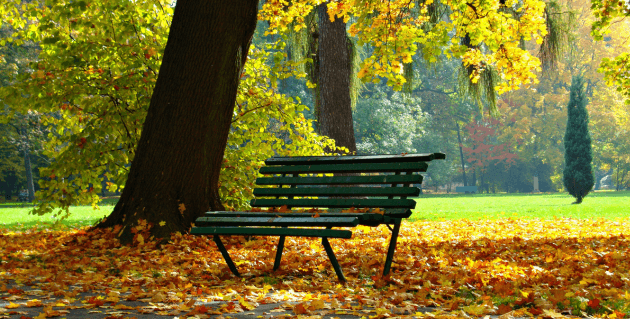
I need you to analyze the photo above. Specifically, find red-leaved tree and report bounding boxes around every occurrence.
[463,119,518,192]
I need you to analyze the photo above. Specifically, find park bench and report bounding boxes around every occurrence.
[455,186,478,194]
[191,152,445,282]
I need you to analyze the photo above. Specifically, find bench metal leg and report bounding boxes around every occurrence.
[273,235,286,271]
[213,235,240,277]
[383,219,401,277]
[322,237,346,282]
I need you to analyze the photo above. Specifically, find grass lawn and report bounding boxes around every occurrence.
[1,192,628,231]
[411,190,630,221]
[0,201,34,208]
[0,205,113,231]
[0,197,118,231]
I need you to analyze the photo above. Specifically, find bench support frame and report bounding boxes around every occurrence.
[212,233,348,282]
[273,235,286,271]
[209,220,403,283]
[213,235,240,277]
[321,237,345,282]
[383,219,402,276]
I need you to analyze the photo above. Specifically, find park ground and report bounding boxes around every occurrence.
[1,191,629,319]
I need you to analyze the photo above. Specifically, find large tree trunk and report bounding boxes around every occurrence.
[316,4,357,154]
[97,0,259,244]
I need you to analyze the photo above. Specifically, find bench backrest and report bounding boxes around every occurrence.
[251,152,445,214]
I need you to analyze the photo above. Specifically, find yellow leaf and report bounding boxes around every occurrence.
[159,221,166,226]
[115,304,135,310]
[178,203,186,214]
[151,291,165,303]
[137,234,144,245]
[240,299,256,311]
[463,304,486,316]
[293,302,309,314]
[542,309,565,318]
[6,302,20,309]
[402,53,413,64]
[357,68,368,78]
[309,299,325,310]
[26,299,43,307]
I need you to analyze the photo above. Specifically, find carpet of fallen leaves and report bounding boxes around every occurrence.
[2,218,630,318]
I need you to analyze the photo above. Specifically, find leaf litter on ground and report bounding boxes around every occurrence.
[1,218,630,318]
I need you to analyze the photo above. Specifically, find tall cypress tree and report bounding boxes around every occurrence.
[563,75,594,204]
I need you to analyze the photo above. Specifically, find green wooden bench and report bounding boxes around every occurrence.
[191,152,445,282]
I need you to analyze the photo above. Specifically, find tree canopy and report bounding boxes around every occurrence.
[0,0,336,222]
[590,0,630,104]
[262,0,548,96]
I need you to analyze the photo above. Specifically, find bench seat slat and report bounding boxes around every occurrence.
[253,186,420,197]
[256,175,422,186]
[202,208,411,220]
[190,227,352,238]
[197,213,400,226]
[203,209,409,217]
[265,152,446,165]
[259,162,428,174]
[195,216,360,227]
[250,198,416,209]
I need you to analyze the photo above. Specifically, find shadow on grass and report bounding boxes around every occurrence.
[0,202,36,208]
[1,219,99,231]
[99,196,120,205]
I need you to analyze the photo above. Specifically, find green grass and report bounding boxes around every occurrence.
[0,202,34,208]
[1,192,628,231]
[0,197,118,231]
[411,190,630,221]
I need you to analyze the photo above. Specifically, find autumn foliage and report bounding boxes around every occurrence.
[463,119,518,170]
[2,218,630,318]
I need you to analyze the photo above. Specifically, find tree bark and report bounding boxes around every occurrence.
[97,0,259,244]
[455,121,468,186]
[316,4,357,154]
[19,125,35,202]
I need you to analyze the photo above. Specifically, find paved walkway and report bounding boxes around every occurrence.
[1,279,438,318]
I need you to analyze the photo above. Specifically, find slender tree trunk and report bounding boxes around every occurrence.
[97,0,259,244]
[616,161,621,191]
[455,121,468,186]
[316,3,357,154]
[20,126,35,202]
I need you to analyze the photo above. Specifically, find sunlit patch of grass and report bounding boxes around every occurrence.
[411,191,630,221]
[0,205,113,231]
